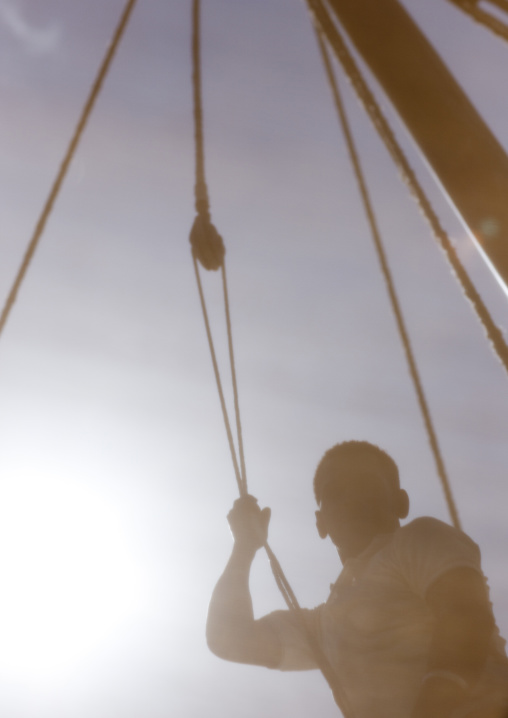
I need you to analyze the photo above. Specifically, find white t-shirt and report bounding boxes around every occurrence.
[261,518,508,718]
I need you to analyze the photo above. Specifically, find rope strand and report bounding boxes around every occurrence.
[192,256,245,495]
[222,264,248,493]
[313,27,461,530]
[192,0,210,218]
[0,0,139,340]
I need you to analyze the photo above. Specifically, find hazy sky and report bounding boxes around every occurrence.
[1,1,508,717]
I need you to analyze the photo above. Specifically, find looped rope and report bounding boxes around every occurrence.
[264,540,353,714]
[0,0,139,340]
[190,2,350,713]
[192,256,246,496]
[312,22,462,531]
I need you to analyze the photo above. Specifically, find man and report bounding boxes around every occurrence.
[206,441,508,718]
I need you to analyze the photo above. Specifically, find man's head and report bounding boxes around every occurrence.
[314,441,409,561]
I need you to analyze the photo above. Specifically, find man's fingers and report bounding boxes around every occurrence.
[232,494,258,509]
[227,497,271,547]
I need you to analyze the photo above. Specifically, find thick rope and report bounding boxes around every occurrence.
[192,0,210,220]
[307,0,508,378]
[313,28,461,530]
[191,2,350,713]
[445,0,508,43]
[191,0,246,494]
[0,0,139,339]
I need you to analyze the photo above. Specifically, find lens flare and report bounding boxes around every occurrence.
[0,471,147,687]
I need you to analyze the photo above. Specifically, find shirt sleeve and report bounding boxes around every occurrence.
[257,606,323,671]
[390,517,483,598]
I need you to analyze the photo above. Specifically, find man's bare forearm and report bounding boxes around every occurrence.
[206,497,281,667]
[206,544,257,660]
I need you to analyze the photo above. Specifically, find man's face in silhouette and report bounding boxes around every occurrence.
[317,470,400,562]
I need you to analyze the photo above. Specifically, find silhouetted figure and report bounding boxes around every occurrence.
[207,441,508,718]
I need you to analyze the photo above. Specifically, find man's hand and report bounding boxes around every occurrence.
[227,495,271,554]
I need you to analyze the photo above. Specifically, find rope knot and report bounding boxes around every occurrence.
[190,212,225,271]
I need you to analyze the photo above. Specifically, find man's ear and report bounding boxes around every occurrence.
[396,489,410,519]
[315,510,328,539]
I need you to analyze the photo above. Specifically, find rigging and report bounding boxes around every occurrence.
[193,7,508,710]
[0,0,139,340]
[307,0,508,375]
[189,1,351,712]
[311,22,461,530]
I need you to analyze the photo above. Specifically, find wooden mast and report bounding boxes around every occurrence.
[325,0,508,295]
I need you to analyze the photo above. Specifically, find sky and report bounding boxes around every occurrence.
[0,0,508,716]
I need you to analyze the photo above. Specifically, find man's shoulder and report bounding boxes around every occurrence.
[386,516,482,592]
[392,516,480,565]
[394,515,479,552]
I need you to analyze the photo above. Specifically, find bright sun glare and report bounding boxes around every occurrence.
[0,470,146,688]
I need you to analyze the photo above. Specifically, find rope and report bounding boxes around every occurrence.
[313,27,461,530]
[0,0,139,339]
[192,256,245,495]
[192,259,353,714]
[307,0,508,378]
[190,0,246,494]
[222,263,248,490]
[444,0,508,44]
[193,250,352,713]
[192,0,210,220]
[190,2,350,713]
[264,541,353,715]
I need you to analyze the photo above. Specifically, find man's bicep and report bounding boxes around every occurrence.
[207,615,282,667]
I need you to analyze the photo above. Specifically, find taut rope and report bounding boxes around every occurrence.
[312,23,461,530]
[0,0,139,339]
[190,1,351,713]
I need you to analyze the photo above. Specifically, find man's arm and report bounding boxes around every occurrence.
[411,566,495,718]
[206,495,282,667]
